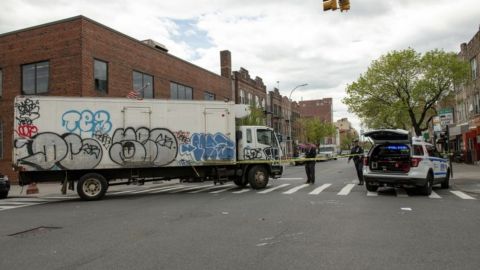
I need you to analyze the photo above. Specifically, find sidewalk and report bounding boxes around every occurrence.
[451,162,480,194]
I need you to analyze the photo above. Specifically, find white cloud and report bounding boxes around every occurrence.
[1,0,479,132]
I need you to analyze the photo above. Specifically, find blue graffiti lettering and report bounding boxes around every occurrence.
[180,133,234,161]
[62,110,112,136]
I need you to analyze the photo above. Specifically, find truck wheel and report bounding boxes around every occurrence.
[419,172,433,196]
[365,182,378,192]
[233,176,247,187]
[77,173,108,201]
[0,191,8,199]
[441,170,450,189]
[248,166,269,189]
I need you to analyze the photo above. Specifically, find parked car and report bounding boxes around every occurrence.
[317,144,338,160]
[0,173,10,199]
[363,129,450,195]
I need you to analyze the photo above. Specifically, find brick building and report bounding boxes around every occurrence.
[298,98,334,144]
[0,16,233,182]
[453,27,480,164]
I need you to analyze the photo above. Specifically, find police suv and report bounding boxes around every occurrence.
[362,129,450,195]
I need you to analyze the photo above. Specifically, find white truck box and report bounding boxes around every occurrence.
[13,96,282,200]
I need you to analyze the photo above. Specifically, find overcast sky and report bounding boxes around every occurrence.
[1,0,479,132]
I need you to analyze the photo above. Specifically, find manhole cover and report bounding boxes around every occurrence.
[9,226,62,238]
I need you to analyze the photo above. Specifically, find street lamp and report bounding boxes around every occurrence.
[288,83,308,157]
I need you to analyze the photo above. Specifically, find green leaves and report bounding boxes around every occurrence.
[343,48,469,136]
[237,105,266,126]
[301,118,336,145]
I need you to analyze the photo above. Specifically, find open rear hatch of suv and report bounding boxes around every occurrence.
[364,129,412,173]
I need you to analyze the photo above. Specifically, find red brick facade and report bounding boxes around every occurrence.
[0,16,231,182]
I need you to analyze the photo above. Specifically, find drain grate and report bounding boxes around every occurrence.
[9,226,62,238]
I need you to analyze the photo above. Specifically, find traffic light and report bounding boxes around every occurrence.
[323,0,338,11]
[339,0,350,12]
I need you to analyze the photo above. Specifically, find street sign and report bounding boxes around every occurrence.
[433,116,442,132]
[439,108,454,127]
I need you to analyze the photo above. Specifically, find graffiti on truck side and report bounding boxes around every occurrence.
[243,146,276,160]
[62,110,112,136]
[109,127,178,166]
[14,132,103,170]
[15,98,40,138]
[14,117,236,169]
[180,133,234,161]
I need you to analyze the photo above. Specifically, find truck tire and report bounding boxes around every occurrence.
[365,182,378,192]
[77,173,108,201]
[233,176,247,187]
[0,191,8,199]
[441,170,450,189]
[248,165,269,189]
[419,172,433,196]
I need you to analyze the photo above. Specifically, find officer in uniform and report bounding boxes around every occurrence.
[305,143,317,184]
[348,139,364,185]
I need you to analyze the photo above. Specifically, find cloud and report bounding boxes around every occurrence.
[1,0,479,133]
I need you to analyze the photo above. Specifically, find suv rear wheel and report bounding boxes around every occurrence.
[441,169,450,189]
[419,172,433,196]
[365,181,378,192]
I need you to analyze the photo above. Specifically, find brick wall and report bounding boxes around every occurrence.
[0,16,232,183]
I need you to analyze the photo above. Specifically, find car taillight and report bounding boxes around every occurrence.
[363,156,369,166]
[411,157,422,167]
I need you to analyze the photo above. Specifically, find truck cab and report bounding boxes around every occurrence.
[237,126,282,161]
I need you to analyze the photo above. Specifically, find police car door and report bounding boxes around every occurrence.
[425,145,448,180]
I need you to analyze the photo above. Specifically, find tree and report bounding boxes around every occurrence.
[237,105,266,126]
[343,48,469,136]
[301,118,336,145]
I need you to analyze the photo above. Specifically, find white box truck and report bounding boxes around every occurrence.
[13,96,283,200]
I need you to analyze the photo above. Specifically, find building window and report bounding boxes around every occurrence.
[471,58,477,80]
[248,93,253,106]
[94,59,108,93]
[133,71,153,99]
[240,90,245,104]
[170,82,193,100]
[22,61,49,95]
[0,121,3,159]
[204,91,215,100]
[0,68,2,97]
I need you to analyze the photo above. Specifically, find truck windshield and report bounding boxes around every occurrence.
[319,147,334,152]
[257,129,274,146]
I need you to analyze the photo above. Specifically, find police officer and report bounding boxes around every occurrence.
[348,139,364,185]
[305,143,317,184]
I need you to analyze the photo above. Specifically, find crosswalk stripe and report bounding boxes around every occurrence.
[150,185,190,193]
[283,184,310,194]
[130,185,185,194]
[109,189,138,195]
[450,191,476,200]
[210,187,237,194]
[42,196,76,200]
[277,178,304,180]
[337,184,355,195]
[258,184,290,194]
[366,191,378,197]
[169,185,208,193]
[189,184,233,194]
[309,184,332,195]
[232,189,251,194]
[395,188,409,198]
[429,191,442,199]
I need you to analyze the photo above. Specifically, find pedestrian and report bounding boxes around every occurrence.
[305,143,317,184]
[348,139,364,185]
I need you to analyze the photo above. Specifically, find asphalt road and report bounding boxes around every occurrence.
[1,160,479,270]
